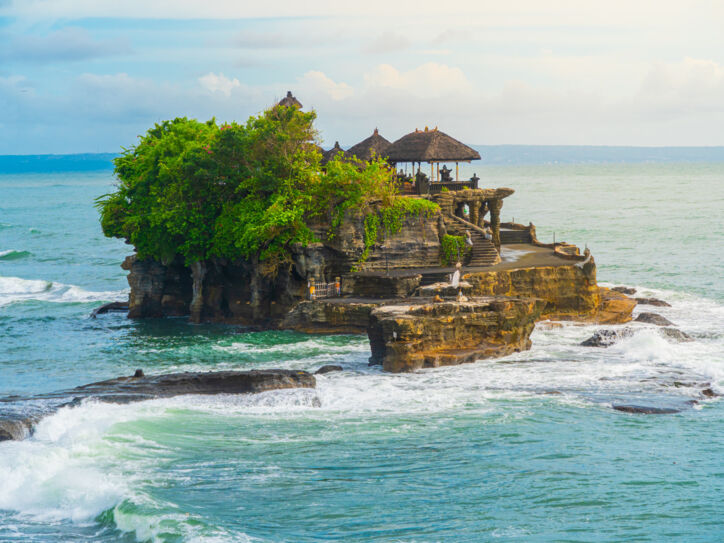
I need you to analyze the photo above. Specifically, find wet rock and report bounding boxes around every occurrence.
[702,388,720,398]
[581,328,634,347]
[634,297,671,307]
[90,300,129,318]
[612,404,680,414]
[0,369,316,441]
[635,312,675,326]
[612,286,637,295]
[70,369,315,401]
[659,327,693,342]
[582,326,692,347]
[315,365,343,375]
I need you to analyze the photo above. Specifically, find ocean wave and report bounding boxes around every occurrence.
[0,275,127,307]
[0,249,32,261]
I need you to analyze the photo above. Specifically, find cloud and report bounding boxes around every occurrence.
[198,72,241,97]
[0,27,130,63]
[363,63,473,97]
[298,71,353,100]
[3,0,721,22]
[363,31,410,55]
[635,58,724,115]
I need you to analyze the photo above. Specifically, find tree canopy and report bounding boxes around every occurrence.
[98,105,424,273]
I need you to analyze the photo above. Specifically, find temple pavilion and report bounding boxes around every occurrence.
[277,91,482,195]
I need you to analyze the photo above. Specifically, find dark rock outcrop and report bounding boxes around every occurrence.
[701,388,720,398]
[581,328,634,347]
[635,312,675,326]
[581,326,692,347]
[612,286,637,295]
[367,297,545,372]
[91,300,129,318]
[635,297,671,307]
[315,365,343,375]
[0,369,315,441]
[69,369,315,402]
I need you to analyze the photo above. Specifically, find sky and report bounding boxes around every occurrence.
[1,0,724,154]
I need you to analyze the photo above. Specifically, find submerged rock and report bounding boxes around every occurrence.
[659,327,693,342]
[612,405,680,414]
[0,369,315,441]
[635,312,675,326]
[367,296,545,372]
[701,388,721,398]
[634,297,671,307]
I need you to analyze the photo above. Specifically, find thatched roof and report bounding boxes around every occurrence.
[322,141,346,165]
[386,128,481,163]
[345,128,391,162]
[278,91,302,109]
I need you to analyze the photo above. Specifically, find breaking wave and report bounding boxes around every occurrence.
[0,275,127,307]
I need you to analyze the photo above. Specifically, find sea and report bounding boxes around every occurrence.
[1,148,723,542]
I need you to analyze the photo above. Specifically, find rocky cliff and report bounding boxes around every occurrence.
[123,206,444,325]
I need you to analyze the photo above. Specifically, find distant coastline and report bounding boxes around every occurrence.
[0,153,117,173]
[2,146,724,173]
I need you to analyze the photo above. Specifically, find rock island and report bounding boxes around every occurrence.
[99,92,635,372]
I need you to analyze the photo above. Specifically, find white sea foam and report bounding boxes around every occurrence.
[0,275,127,307]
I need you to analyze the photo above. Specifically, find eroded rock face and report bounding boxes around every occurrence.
[464,263,603,320]
[367,297,545,372]
[590,288,637,324]
[122,206,444,325]
[123,255,192,318]
[280,299,386,334]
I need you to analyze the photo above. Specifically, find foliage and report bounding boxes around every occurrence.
[440,234,470,266]
[97,106,400,274]
[354,197,440,270]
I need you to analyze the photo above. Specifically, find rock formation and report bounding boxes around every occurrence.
[367,297,545,372]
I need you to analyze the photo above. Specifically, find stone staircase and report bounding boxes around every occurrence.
[500,229,532,244]
[444,215,499,268]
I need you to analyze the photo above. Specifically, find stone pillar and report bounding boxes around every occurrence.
[470,200,480,226]
[189,260,207,323]
[478,201,488,228]
[489,198,502,251]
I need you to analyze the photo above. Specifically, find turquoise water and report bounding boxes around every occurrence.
[1,164,723,542]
